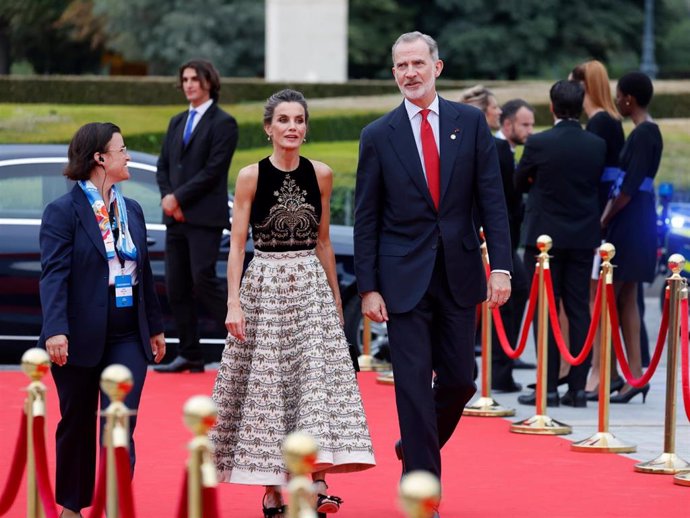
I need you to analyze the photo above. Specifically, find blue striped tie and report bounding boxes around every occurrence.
[183,109,197,145]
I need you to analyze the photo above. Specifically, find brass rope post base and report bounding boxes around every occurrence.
[464,397,515,417]
[572,244,635,453]
[635,255,690,474]
[510,414,572,435]
[510,235,571,435]
[635,453,690,474]
[571,432,636,453]
[465,232,515,418]
[376,371,395,385]
[674,471,690,486]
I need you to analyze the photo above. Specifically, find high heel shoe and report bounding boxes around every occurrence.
[609,384,650,404]
[313,479,343,517]
[585,377,625,401]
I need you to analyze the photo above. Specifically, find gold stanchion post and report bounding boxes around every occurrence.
[21,348,51,518]
[636,254,690,474]
[399,471,441,518]
[100,364,134,518]
[465,230,515,417]
[572,244,636,452]
[282,432,318,518]
[511,235,572,435]
[183,395,219,518]
[358,317,374,371]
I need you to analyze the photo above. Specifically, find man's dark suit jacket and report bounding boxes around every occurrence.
[38,186,164,366]
[494,137,522,250]
[354,98,512,313]
[156,102,238,228]
[515,120,605,249]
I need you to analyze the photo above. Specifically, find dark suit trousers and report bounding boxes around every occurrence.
[51,292,149,512]
[387,246,477,478]
[492,249,528,387]
[523,246,593,392]
[165,223,227,360]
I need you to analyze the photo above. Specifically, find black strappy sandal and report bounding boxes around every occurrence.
[262,492,287,518]
[313,479,343,517]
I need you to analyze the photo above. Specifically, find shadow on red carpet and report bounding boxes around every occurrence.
[0,370,687,517]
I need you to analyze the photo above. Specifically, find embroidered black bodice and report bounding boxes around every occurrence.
[251,156,322,252]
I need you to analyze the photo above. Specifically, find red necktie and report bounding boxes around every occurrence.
[420,109,440,208]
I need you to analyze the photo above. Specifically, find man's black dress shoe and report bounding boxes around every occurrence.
[153,355,204,373]
[492,382,522,393]
[513,358,536,369]
[560,389,587,408]
[394,440,406,474]
[517,391,559,407]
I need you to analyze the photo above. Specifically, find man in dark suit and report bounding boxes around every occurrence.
[354,32,512,507]
[515,80,605,408]
[155,59,238,373]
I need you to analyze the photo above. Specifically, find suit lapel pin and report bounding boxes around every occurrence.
[450,128,460,140]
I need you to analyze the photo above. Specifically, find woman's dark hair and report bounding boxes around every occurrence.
[178,59,221,102]
[263,89,309,125]
[618,71,654,108]
[64,122,121,181]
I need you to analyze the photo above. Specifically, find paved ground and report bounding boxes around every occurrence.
[490,276,690,464]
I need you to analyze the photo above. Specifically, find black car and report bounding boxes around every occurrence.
[0,144,388,363]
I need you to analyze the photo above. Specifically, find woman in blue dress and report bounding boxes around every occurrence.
[601,72,662,403]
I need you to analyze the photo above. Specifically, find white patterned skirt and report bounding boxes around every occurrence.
[210,249,376,485]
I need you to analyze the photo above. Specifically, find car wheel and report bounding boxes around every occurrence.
[343,297,390,361]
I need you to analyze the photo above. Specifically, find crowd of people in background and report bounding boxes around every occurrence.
[459,60,663,408]
[38,32,663,518]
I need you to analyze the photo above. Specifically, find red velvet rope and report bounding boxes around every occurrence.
[115,446,136,518]
[492,268,539,360]
[542,269,600,366]
[176,470,189,518]
[201,486,220,518]
[0,410,27,516]
[680,297,690,421]
[32,416,59,518]
[609,283,668,388]
[87,448,107,518]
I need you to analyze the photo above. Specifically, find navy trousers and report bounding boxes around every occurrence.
[51,291,149,512]
[387,245,477,478]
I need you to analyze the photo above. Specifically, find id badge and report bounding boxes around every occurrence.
[114,274,134,308]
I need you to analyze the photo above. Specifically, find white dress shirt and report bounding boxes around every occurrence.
[186,98,214,134]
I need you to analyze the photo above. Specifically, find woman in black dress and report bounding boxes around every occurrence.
[570,60,626,398]
[210,89,375,518]
[601,72,662,403]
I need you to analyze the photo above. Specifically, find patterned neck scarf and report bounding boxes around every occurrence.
[78,180,138,261]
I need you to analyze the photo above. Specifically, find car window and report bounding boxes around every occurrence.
[0,161,69,219]
[119,166,162,225]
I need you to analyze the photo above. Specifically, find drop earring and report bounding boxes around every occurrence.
[267,134,272,141]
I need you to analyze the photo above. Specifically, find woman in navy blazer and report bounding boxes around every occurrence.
[39,122,165,518]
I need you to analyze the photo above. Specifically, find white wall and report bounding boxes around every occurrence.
[265,0,348,83]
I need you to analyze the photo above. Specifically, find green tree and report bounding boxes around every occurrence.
[0,0,102,74]
[431,0,644,79]
[348,0,417,78]
[95,0,264,76]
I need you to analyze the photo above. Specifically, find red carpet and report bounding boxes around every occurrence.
[0,370,687,517]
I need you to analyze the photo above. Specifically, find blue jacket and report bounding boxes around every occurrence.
[39,185,163,367]
[354,97,512,312]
